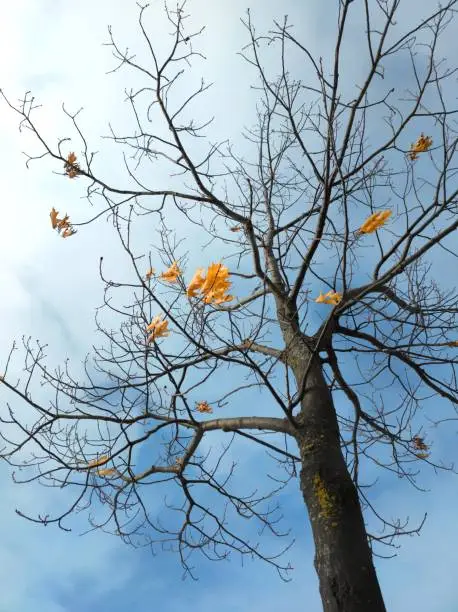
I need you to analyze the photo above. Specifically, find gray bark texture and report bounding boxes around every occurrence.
[282,306,386,611]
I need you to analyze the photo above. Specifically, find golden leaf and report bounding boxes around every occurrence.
[145,267,155,281]
[50,207,60,229]
[146,315,170,342]
[187,263,234,304]
[210,293,234,305]
[412,436,430,459]
[160,261,181,283]
[315,290,342,305]
[56,215,70,230]
[97,468,118,477]
[446,340,458,347]
[196,400,213,414]
[358,210,392,234]
[87,455,109,468]
[186,268,206,298]
[64,152,80,178]
[408,133,433,161]
[201,263,233,305]
[412,436,429,452]
[50,208,76,237]
[62,227,77,238]
[230,225,242,232]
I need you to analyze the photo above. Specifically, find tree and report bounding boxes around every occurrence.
[1,1,458,610]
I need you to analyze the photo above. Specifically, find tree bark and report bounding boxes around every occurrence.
[290,344,386,611]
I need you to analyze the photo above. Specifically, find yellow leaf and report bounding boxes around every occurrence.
[358,210,392,234]
[412,436,428,452]
[50,208,76,237]
[64,152,80,178]
[62,226,77,238]
[408,133,433,161]
[145,267,155,280]
[186,268,206,298]
[315,290,342,305]
[87,455,109,468]
[201,263,233,305]
[211,293,234,305]
[146,315,170,342]
[160,261,181,283]
[57,215,70,230]
[187,263,234,304]
[412,436,429,459]
[97,468,118,477]
[446,340,458,347]
[196,400,213,414]
[50,207,60,229]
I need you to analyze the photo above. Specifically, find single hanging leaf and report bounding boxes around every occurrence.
[358,210,392,234]
[87,455,109,469]
[62,226,77,238]
[64,152,80,178]
[315,290,342,305]
[408,133,433,161]
[50,207,60,229]
[160,261,181,283]
[196,401,213,414]
[97,468,118,478]
[146,315,170,342]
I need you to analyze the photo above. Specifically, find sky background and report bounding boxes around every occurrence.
[0,1,458,611]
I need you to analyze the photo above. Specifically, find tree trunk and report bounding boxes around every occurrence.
[291,347,386,611]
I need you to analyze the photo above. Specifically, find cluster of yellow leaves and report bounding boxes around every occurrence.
[196,401,213,414]
[408,133,433,161]
[146,315,170,343]
[50,207,77,238]
[412,435,430,459]
[187,263,233,305]
[64,152,80,178]
[142,262,233,345]
[315,290,342,306]
[358,210,392,234]
[160,261,181,283]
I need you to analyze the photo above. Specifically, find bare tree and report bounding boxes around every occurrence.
[2,1,458,610]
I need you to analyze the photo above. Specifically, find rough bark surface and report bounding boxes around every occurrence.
[293,352,386,611]
[275,299,386,611]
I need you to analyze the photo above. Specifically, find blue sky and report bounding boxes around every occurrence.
[1,1,458,611]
